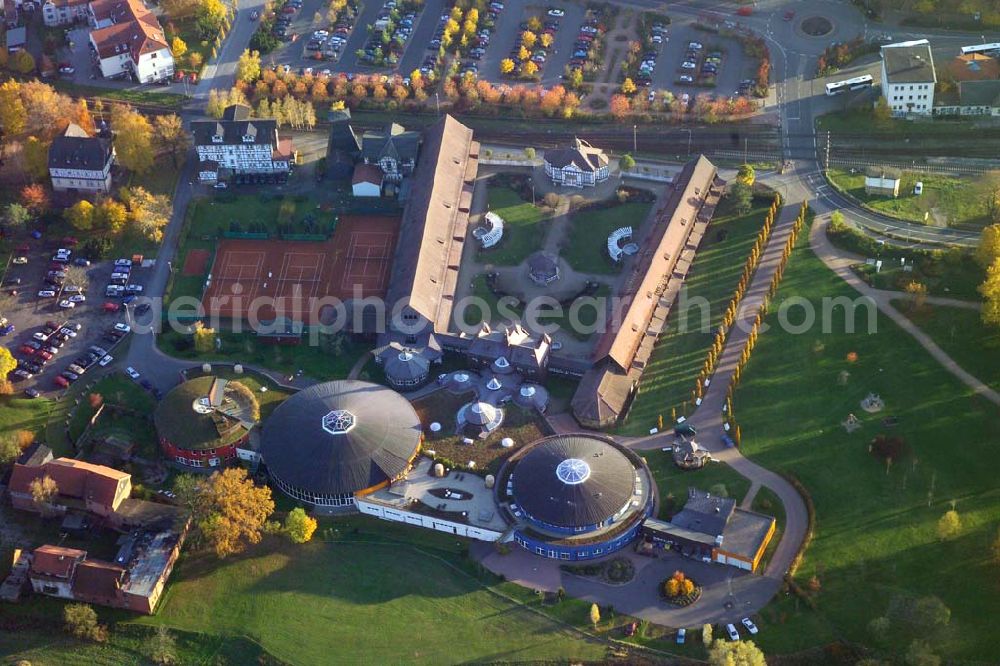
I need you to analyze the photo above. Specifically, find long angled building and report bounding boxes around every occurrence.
[572,155,724,428]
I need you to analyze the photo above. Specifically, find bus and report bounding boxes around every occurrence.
[960,43,1000,56]
[825,74,874,96]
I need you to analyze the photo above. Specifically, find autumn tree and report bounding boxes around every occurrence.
[284,507,318,543]
[65,200,96,231]
[63,603,108,643]
[621,77,637,94]
[0,347,15,379]
[236,49,262,84]
[19,184,49,215]
[96,199,128,233]
[620,153,636,171]
[708,640,766,666]
[976,224,1000,268]
[0,433,24,466]
[702,623,713,647]
[609,94,630,120]
[0,80,26,136]
[23,136,51,181]
[120,186,170,242]
[4,203,31,233]
[903,281,928,310]
[191,320,215,352]
[149,625,178,665]
[29,474,59,514]
[540,32,553,48]
[737,164,756,186]
[174,468,275,558]
[521,60,538,77]
[20,81,73,138]
[500,58,515,74]
[9,49,35,75]
[110,105,154,174]
[937,508,961,540]
[980,257,1000,327]
[589,603,600,628]
[522,30,537,48]
[153,114,190,167]
[873,97,892,126]
[171,36,188,58]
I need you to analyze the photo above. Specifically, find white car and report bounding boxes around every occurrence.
[59,300,76,309]
[98,354,113,366]
[679,75,694,83]
[725,624,740,641]
[741,618,758,635]
[681,61,697,69]
[914,181,923,195]
[125,284,143,293]
[114,323,131,333]
[12,256,27,265]
[68,294,86,303]
[547,8,564,16]
[125,366,140,379]
[32,332,49,342]
[304,67,314,75]
[688,41,703,50]
[114,258,132,267]
[59,327,77,338]
[63,285,82,293]
[38,290,56,298]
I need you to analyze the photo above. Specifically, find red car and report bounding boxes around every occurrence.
[37,350,53,361]
[20,345,36,355]
[737,6,752,16]
[61,236,78,246]
[783,9,795,20]
[54,375,70,388]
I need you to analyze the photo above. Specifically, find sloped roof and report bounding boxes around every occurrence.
[384,114,479,329]
[352,163,384,186]
[31,545,86,578]
[89,0,169,61]
[544,138,608,172]
[191,113,278,148]
[511,434,636,529]
[153,376,254,451]
[260,380,422,496]
[10,458,127,508]
[594,155,718,371]
[71,560,126,601]
[48,124,113,172]
[959,79,1000,107]
[361,122,420,164]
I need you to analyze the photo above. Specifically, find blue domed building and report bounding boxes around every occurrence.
[497,434,654,561]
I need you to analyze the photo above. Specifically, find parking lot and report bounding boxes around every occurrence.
[2,240,150,396]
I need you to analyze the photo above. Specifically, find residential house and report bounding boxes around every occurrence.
[191,104,294,184]
[87,0,173,83]
[48,123,115,193]
[880,39,936,117]
[42,0,88,26]
[543,138,610,188]
[360,122,421,182]
[28,545,86,599]
[9,453,131,518]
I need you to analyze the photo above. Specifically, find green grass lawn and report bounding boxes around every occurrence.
[827,168,990,229]
[68,374,156,442]
[563,201,653,275]
[618,196,773,435]
[158,328,366,382]
[644,451,751,519]
[164,18,213,73]
[135,521,606,665]
[815,110,978,136]
[733,220,1000,660]
[477,187,549,266]
[50,80,189,108]
[892,301,1000,392]
[0,395,56,445]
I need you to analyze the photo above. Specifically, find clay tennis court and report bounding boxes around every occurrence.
[183,249,211,276]
[201,214,399,324]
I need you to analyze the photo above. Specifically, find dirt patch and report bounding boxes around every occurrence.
[183,248,211,276]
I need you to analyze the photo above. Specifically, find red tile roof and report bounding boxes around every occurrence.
[72,559,126,601]
[9,457,129,509]
[352,163,383,186]
[89,0,168,61]
[31,545,86,578]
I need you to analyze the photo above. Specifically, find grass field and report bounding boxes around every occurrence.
[892,301,1000,391]
[477,187,549,266]
[618,196,774,435]
[826,168,989,229]
[68,374,156,442]
[563,201,653,275]
[136,520,606,665]
[644,451,751,520]
[0,395,56,446]
[733,220,1000,660]
[51,81,189,108]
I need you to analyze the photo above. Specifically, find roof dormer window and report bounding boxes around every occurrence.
[242,134,255,143]
[211,135,223,143]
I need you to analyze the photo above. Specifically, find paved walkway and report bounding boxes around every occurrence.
[809,217,1000,406]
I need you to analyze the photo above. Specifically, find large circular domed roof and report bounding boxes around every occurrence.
[511,434,636,529]
[260,380,421,496]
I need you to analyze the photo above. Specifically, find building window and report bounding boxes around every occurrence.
[559,552,570,560]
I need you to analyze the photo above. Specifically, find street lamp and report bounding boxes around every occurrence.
[632,124,637,154]
[681,128,692,156]
[528,177,535,206]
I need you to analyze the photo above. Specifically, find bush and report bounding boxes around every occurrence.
[63,604,108,643]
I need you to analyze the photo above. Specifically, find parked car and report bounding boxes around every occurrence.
[58,300,76,309]
[99,354,113,366]
[125,366,140,379]
[54,375,70,388]
[114,323,131,333]
[12,256,27,264]
[741,618,758,635]
[676,628,686,644]
[725,624,740,641]
[24,388,40,398]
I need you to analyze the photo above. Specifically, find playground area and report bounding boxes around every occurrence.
[201,215,399,324]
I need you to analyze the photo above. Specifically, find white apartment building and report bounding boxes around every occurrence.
[87,0,173,83]
[880,39,936,117]
[190,105,294,183]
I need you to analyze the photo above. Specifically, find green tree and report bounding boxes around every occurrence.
[524,146,536,160]
[980,257,1000,327]
[0,434,24,465]
[149,625,177,664]
[283,507,318,543]
[63,603,108,642]
[588,603,600,628]
[4,203,31,233]
[737,163,756,186]
[236,49,262,84]
[729,180,753,214]
[873,96,892,126]
[708,640,766,666]
[937,508,961,540]
[905,639,941,666]
[620,153,636,171]
[976,224,1000,268]
[23,136,51,181]
[65,200,95,231]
